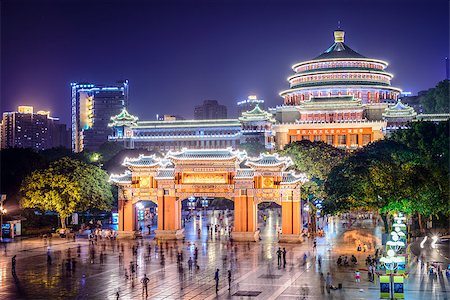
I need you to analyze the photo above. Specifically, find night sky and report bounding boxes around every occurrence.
[1,0,448,125]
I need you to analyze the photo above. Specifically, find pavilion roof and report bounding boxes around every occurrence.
[167,147,247,161]
[109,171,132,184]
[245,153,293,169]
[239,104,275,122]
[123,154,166,167]
[382,100,417,119]
[109,108,138,127]
[234,169,255,179]
[155,168,175,180]
[280,171,308,185]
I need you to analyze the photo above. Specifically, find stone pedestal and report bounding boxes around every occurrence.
[278,234,303,243]
[231,230,260,242]
[154,229,185,240]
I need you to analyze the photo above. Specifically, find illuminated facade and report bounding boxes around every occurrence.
[110,148,308,242]
[109,106,275,151]
[0,106,69,150]
[237,95,265,116]
[272,29,406,149]
[71,81,128,152]
[279,29,402,105]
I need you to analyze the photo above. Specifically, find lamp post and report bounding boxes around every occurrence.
[188,196,196,216]
[201,197,209,215]
[0,195,7,241]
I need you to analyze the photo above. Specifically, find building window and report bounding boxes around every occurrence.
[338,135,346,145]
[362,134,371,145]
[302,135,309,140]
[241,189,247,195]
[314,135,321,141]
[326,135,333,145]
[290,135,298,143]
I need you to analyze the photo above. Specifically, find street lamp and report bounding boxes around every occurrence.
[188,196,196,214]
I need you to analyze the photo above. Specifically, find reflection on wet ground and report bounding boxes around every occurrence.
[0,209,449,299]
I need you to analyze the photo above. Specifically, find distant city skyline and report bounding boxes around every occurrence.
[1,0,448,125]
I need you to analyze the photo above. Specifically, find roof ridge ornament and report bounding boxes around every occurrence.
[334,28,345,43]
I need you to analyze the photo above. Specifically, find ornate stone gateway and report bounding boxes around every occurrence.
[110,148,308,242]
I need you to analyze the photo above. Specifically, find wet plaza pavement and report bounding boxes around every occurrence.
[0,209,449,299]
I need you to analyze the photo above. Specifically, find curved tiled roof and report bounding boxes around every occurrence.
[109,171,132,184]
[382,100,417,119]
[123,154,161,167]
[167,148,247,161]
[245,153,293,168]
[109,108,138,127]
[280,171,308,184]
[234,169,255,179]
[314,42,365,60]
[155,168,175,179]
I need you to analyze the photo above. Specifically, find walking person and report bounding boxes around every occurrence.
[326,272,332,293]
[276,247,282,267]
[355,270,361,282]
[319,272,325,294]
[11,255,16,276]
[141,274,149,297]
[188,257,193,272]
[282,248,287,268]
[227,269,231,290]
[214,269,220,293]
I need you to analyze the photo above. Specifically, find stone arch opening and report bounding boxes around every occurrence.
[111,149,308,242]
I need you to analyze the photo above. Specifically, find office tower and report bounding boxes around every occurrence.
[237,95,265,116]
[71,80,128,152]
[0,106,69,150]
[194,100,227,120]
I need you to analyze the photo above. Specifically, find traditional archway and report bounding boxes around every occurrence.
[110,148,308,242]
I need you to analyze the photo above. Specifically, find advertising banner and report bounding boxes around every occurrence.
[393,275,404,299]
[380,275,391,299]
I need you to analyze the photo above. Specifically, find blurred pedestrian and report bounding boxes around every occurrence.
[141,274,149,297]
[214,268,220,293]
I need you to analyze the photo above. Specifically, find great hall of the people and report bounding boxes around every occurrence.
[108,29,447,152]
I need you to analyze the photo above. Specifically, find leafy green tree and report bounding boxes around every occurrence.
[20,157,113,228]
[419,80,450,113]
[390,121,449,172]
[325,139,449,231]
[280,140,347,181]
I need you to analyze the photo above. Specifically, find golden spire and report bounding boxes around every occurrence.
[334,28,345,43]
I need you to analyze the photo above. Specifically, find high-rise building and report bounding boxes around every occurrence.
[71,80,128,152]
[237,95,265,116]
[194,100,227,120]
[0,106,69,150]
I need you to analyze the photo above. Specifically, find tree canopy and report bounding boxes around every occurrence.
[419,79,449,113]
[324,138,449,223]
[279,140,347,201]
[20,157,113,228]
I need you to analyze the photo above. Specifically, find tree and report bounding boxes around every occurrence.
[419,80,450,113]
[280,140,347,181]
[325,139,449,231]
[20,157,113,228]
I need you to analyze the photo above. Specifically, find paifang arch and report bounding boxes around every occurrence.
[110,148,308,242]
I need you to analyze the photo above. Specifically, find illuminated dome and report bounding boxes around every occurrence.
[280,29,402,106]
